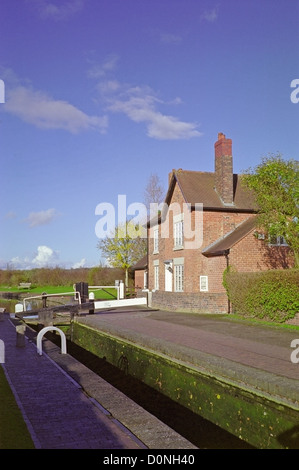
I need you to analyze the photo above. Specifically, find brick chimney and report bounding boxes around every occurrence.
[214,132,234,205]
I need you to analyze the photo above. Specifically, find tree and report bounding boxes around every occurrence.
[143,173,165,213]
[97,221,147,287]
[242,154,299,267]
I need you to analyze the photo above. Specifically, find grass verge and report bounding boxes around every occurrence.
[0,366,35,449]
[223,313,299,331]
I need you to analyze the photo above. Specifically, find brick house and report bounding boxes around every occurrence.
[132,255,148,290]
[146,133,294,313]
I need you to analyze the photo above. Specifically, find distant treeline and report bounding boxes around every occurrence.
[0,266,130,287]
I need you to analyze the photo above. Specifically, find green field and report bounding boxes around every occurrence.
[0,284,118,299]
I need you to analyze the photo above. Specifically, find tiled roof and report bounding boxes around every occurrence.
[202,216,257,256]
[166,170,257,211]
[131,255,147,270]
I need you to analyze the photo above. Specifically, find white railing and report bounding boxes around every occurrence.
[23,291,81,311]
[88,285,124,300]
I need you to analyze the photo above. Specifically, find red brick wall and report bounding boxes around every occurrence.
[134,269,146,289]
[148,180,254,294]
[151,291,228,314]
[148,182,186,291]
[230,230,294,271]
[147,180,294,313]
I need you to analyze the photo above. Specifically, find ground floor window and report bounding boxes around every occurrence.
[200,275,208,292]
[174,264,184,292]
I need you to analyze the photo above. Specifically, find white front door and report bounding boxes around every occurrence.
[165,263,173,292]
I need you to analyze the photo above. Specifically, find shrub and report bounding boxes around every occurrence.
[223,268,299,322]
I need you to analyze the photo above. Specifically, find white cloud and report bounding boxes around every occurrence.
[106,86,202,140]
[32,245,58,267]
[5,85,108,134]
[10,256,32,269]
[160,33,182,45]
[96,80,121,95]
[147,113,201,140]
[29,0,85,21]
[72,258,86,269]
[7,245,59,269]
[87,56,202,140]
[201,7,219,23]
[88,55,119,79]
[25,208,58,228]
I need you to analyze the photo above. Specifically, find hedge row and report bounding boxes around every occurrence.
[223,268,299,322]
[0,266,127,288]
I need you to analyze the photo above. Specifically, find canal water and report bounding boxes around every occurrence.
[52,334,255,449]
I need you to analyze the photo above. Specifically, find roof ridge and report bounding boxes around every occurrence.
[176,169,214,175]
[176,169,241,176]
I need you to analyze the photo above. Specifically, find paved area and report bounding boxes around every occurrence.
[0,313,196,449]
[77,307,299,407]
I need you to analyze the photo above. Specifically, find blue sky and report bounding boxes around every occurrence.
[1,0,298,270]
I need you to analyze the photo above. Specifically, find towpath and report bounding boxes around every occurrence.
[0,312,196,449]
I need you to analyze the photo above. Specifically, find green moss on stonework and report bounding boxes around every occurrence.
[72,323,299,449]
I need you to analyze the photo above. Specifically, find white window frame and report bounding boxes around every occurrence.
[174,258,184,292]
[173,213,184,250]
[268,235,288,246]
[200,275,208,292]
[174,265,184,292]
[153,227,159,253]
